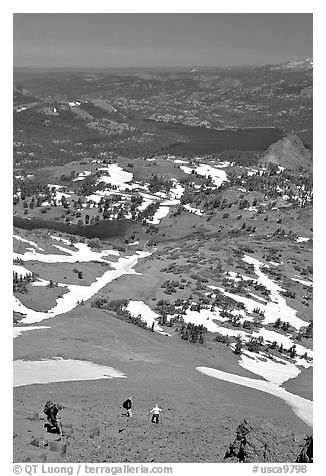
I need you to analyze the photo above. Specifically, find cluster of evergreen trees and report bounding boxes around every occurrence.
[148,174,173,193]
[212,329,308,362]
[273,318,291,332]
[280,289,296,299]
[155,299,176,314]
[179,323,207,344]
[161,279,185,295]
[253,307,265,317]
[214,333,231,345]
[13,271,38,293]
[91,298,149,330]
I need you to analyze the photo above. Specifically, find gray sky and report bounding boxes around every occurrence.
[13,13,313,68]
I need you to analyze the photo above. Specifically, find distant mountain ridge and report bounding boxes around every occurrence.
[268,59,313,71]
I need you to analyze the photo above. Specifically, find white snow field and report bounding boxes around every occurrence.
[195,164,228,187]
[180,165,193,175]
[173,292,312,362]
[97,164,133,190]
[296,237,310,243]
[169,182,185,200]
[211,285,266,316]
[50,235,71,245]
[181,163,228,188]
[13,251,150,324]
[14,358,126,387]
[242,255,308,330]
[80,176,184,224]
[13,264,32,277]
[54,192,72,202]
[196,366,312,427]
[138,198,153,212]
[13,235,44,251]
[238,351,301,385]
[184,204,204,215]
[251,327,313,359]
[72,171,92,181]
[169,253,313,387]
[13,241,119,263]
[13,326,51,339]
[126,301,169,334]
[148,206,170,224]
[180,307,226,333]
[292,277,313,287]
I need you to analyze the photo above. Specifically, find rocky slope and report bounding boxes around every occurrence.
[14,412,312,463]
[224,417,313,463]
[261,135,312,171]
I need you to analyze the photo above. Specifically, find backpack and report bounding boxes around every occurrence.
[123,399,132,410]
[44,401,55,414]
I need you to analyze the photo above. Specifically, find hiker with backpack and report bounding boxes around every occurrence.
[149,404,162,424]
[43,401,63,434]
[122,397,133,418]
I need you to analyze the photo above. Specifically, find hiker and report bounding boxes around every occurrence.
[43,401,63,434]
[149,404,162,424]
[122,397,133,418]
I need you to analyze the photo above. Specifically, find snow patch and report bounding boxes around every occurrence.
[148,206,170,224]
[296,237,310,243]
[184,204,203,215]
[13,326,50,339]
[14,242,119,264]
[196,366,312,427]
[14,235,44,251]
[239,351,301,385]
[126,301,170,335]
[97,164,133,190]
[292,277,313,287]
[13,264,32,277]
[13,251,150,324]
[195,164,228,187]
[14,358,126,387]
[242,255,308,330]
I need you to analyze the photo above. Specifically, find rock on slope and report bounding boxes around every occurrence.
[262,135,312,171]
[224,417,313,463]
[296,435,313,463]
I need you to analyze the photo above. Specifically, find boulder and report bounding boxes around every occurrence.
[296,435,313,463]
[224,417,306,463]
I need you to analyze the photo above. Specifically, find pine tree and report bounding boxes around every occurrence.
[273,317,282,328]
[289,344,297,359]
[234,335,243,355]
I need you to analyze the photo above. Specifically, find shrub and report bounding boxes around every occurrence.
[88,237,102,249]
[214,333,231,345]
[179,322,207,344]
[234,335,243,355]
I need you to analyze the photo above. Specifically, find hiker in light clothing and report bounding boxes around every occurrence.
[149,404,162,424]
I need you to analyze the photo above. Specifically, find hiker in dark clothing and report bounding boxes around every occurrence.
[122,397,133,418]
[43,401,63,433]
